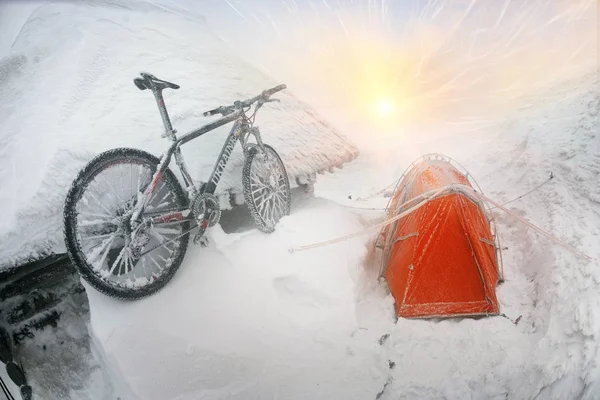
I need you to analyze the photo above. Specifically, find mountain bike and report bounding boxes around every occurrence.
[63,72,291,300]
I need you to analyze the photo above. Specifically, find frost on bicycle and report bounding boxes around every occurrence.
[0,2,358,272]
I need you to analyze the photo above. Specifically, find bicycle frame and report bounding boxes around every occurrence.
[132,88,252,226]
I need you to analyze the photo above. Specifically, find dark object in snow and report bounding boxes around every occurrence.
[13,311,61,344]
[6,292,60,325]
[348,195,352,199]
[0,254,72,294]
[500,313,523,325]
[375,377,392,399]
[379,333,390,345]
[6,361,26,386]
[0,326,12,363]
[21,385,33,400]
[0,255,86,400]
[388,360,395,369]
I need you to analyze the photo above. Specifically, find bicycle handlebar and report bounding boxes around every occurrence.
[203,84,287,117]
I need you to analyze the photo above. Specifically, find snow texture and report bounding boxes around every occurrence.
[1,1,599,399]
[0,0,358,272]
[86,70,600,399]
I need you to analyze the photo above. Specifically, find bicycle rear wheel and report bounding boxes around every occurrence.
[63,148,190,300]
[242,144,291,233]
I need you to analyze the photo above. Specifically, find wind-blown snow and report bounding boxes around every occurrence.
[86,70,599,399]
[2,1,599,399]
[86,197,390,400]
[0,1,357,271]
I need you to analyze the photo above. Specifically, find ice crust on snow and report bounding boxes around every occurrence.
[87,70,600,399]
[0,1,357,271]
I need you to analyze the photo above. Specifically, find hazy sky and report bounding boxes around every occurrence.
[179,0,597,139]
[1,0,597,143]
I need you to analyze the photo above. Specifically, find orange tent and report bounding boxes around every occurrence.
[378,154,502,318]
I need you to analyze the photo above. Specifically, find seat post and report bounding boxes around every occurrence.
[152,88,177,141]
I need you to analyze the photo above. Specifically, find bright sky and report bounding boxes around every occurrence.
[157,0,597,145]
[2,0,596,147]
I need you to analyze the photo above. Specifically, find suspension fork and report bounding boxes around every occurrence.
[242,126,266,155]
[251,127,266,151]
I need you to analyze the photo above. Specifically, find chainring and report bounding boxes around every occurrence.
[191,193,221,227]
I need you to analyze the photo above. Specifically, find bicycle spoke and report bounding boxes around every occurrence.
[149,256,163,274]
[78,219,117,229]
[257,193,269,215]
[153,226,180,236]
[141,257,149,278]
[100,172,123,211]
[80,232,116,241]
[89,235,116,272]
[86,189,115,218]
[109,249,125,275]
[272,194,283,220]
[251,184,269,195]
[79,211,114,221]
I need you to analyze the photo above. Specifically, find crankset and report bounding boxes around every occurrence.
[191,193,221,245]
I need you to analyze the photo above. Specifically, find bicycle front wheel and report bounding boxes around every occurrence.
[63,148,190,300]
[242,144,291,233]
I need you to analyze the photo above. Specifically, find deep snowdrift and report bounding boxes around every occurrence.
[86,197,390,400]
[86,70,599,399]
[0,1,357,271]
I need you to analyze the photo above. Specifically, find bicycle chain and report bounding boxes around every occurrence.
[139,221,200,257]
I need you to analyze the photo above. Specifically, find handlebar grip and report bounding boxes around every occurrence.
[263,84,287,97]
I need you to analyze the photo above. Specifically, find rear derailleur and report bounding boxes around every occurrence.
[190,193,221,247]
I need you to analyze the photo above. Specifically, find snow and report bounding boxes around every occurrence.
[0,0,357,272]
[82,69,600,399]
[1,0,599,399]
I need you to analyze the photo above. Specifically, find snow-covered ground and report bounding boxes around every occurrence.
[81,69,599,400]
[0,0,357,272]
[1,1,599,399]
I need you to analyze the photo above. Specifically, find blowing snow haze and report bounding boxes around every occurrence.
[0,0,599,399]
[2,0,595,147]
[177,0,597,148]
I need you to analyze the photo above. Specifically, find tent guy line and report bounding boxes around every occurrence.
[289,186,448,253]
[345,171,554,212]
[290,184,592,261]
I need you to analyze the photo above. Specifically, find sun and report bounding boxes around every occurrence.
[375,99,394,117]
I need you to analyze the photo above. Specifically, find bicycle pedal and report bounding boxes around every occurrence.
[199,236,209,248]
[193,232,209,247]
[193,224,207,245]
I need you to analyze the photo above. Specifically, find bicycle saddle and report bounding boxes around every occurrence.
[134,72,180,91]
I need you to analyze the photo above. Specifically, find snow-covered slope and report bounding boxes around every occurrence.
[0,1,358,271]
[85,70,599,399]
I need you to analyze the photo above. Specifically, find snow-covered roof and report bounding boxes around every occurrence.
[0,2,358,272]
